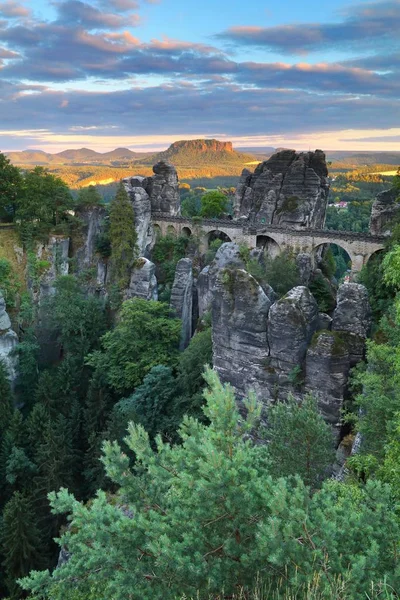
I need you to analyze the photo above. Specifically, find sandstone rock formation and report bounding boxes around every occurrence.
[125,258,158,301]
[233,149,330,228]
[147,161,180,216]
[197,242,245,316]
[267,286,319,376]
[170,258,193,350]
[212,268,272,401]
[305,330,350,435]
[36,236,70,301]
[370,186,400,236]
[0,291,18,384]
[332,283,371,366]
[123,177,154,256]
[73,205,107,274]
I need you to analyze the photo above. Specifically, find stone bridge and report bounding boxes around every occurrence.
[152,213,386,272]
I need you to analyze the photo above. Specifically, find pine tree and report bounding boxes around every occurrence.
[1,491,44,599]
[0,360,14,439]
[109,181,137,287]
[21,371,400,600]
[265,393,335,488]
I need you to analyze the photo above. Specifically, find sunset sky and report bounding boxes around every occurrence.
[1,0,400,152]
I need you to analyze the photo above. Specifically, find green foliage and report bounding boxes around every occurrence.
[0,153,23,221]
[87,298,181,395]
[200,190,228,218]
[109,181,137,287]
[16,167,74,244]
[181,191,201,217]
[309,272,336,312]
[76,186,102,209]
[21,372,400,600]
[325,200,373,233]
[382,244,400,289]
[1,492,44,598]
[204,237,223,265]
[0,258,20,309]
[264,394,335,488]
[152,234,188,301]
[42,275,107,361]
[359,251,395,326]
[245,250,300,298]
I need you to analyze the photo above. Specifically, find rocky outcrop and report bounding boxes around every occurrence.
[233,149,329,228]
[0,292,18,384]
[147,161,180,216]
[197,242,245,316]
[332,283,371,365]
[370,187,400,235]
[73,205,107,274]
[125,258,158,301]
[122,177,154,256]
[212,268,272,401]
[170,258,193,350]
[36,236,70,302]
[305,330,350,436]
[296,253,313,286]
[268,286,319,376]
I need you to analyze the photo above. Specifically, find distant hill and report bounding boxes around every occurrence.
[5,147,151,165]
[327,151,400,168]
[146,139,256,166]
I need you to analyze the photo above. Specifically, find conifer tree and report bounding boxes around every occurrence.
[109,181,137,287]
[0,360,14,439]
[1,492,44,599]
[265,394,334,488]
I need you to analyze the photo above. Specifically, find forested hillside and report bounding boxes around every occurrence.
[0,151,400,599]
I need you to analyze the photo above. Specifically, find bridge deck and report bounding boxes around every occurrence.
[151,213,386,244]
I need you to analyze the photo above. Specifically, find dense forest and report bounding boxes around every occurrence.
[1,152,400,599]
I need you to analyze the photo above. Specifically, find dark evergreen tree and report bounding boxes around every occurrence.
[1,492,44,599]
[109,181,137,287]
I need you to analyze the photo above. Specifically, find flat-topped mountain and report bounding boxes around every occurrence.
[149,139,255,166]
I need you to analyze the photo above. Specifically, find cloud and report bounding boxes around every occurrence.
[237,61,400,96]
[56,0,140,29]
[218,0,400,54]
[340,134,400,142]
[0,1,30,18]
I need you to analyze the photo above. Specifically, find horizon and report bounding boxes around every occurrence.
[1,0,400,152]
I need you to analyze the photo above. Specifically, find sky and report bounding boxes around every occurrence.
[0,0,400,152]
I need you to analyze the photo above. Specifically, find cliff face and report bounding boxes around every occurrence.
[0,292,18,385]
[369,186,400,235]
[233,149,330,228]
[208,245,371,436]
[170,258,193,350]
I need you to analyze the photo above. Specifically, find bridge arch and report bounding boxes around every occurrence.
[312,242,352,280]
[256,234,281,258]
[207,229,232,247]
[182,226,192,238]
[153,223,162,238]
[167,224,177,236]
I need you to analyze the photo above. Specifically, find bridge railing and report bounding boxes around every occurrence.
[151,212,386,244]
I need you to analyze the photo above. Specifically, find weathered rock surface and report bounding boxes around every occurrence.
[125,258,158,301]
[36,236,70,301]
[268,286,319,374]
[332,283,371,365]
[370,186,400,236]
[212,268,271,401]
[296,253,313,286]
[122,178,154,256]
[0,292,18,384]
[233,149,329,228]
[73,205,107,274]
[147,161,181,216]
[305,330,350,436]
[197,242,245,316]
[170,258,193,350]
